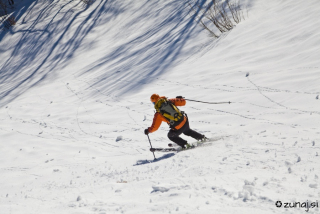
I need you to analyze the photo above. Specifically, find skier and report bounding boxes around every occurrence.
[144,94,206,149]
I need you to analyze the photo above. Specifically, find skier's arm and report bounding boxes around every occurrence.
[148,112,167,133]
[169,98,186,106]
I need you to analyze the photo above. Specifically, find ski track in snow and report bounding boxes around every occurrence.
[1,0,320,213]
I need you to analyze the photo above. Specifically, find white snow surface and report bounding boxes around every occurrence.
[1,0,320,213]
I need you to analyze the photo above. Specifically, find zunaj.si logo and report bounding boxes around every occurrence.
[275,200,319,212]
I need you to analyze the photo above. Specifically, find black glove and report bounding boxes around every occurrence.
[144,129,149,135]
[176,96,184,99]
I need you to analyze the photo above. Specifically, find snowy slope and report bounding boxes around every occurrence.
[1,0,320,213]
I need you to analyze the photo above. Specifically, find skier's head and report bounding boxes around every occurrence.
[150,94,160,105]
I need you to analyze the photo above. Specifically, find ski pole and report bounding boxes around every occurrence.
[147,134,156,160]
[180,97,231,104]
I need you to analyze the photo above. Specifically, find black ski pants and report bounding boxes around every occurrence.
[167,118,203,148]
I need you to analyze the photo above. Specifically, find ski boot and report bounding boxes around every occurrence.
[182,143,194,150]
[197,136,208,146]
[199,136,208,142]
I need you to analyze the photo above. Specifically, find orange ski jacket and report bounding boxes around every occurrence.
[148,97,187,133]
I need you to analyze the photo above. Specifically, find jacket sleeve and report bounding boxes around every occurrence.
[148,112,168,133]
[169,98,186,106]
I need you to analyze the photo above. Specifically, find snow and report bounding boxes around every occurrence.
[1,0,320,213]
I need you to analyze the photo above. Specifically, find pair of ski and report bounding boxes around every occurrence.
[150,140,210,152]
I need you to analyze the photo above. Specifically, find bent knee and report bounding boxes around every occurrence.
[167,132,176,139]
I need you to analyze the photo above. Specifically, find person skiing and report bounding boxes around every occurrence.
[144,94,206,149]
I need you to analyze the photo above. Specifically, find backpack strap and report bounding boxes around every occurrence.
[154,98,167,112]
[162,112,178,121]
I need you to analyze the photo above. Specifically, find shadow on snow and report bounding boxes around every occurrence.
[134,153,175,166]
[0,0,207,107]
[78,0,208,99]
[0,0,124,107]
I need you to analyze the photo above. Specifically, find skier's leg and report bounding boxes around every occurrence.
[183,119,205,140]
[167,128,187,148]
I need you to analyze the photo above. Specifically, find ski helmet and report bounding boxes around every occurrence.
[150,94,160,104]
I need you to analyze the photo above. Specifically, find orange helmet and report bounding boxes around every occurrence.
[150,94,160,104]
